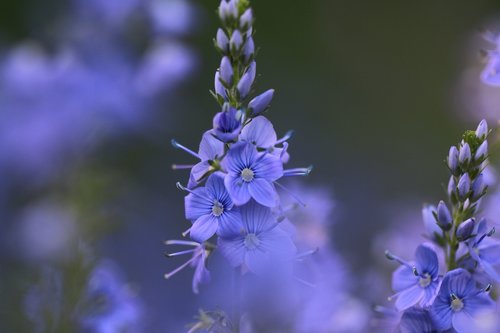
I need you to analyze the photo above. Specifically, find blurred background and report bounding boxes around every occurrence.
[1,0,500,332]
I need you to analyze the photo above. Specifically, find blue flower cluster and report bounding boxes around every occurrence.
[166,0,311,293]
[385,120,500,332]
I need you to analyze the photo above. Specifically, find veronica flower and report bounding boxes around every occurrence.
[172,130,224,188]
[217,200,296,274]
[399,308,435,333]
[387,244,441,311]
[212,105,243,143]
[222,142,283,207]
[81,260,144,333]
[240,116,291,163]
[422,204,443,242]
[164,240,212,294]
[182,172,242,242]
[431,268,495,332]
[466,218,500,282]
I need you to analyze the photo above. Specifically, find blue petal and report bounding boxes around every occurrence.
[258,226,296,259]
[452,311,477,333]
[190,215,218,242]
[224,174,251,206]
[464,293,495,316]
[415,244,439,278]
[239,200,275,234]
[184,187,212,221]
[479,259,500,282]
[206,172,233,209]
[480,243,500,266]
[188,161,211,188]
[240,116,277,148]
[245,249,269,274]
[217,208,243,239]
[421,280,439,307]
[253,152,283,181]
[192,256,210,294]
[395,284,424,311]
[392,265,417,292]
[248,178,278,207]
[400,308,435,333]
[218,237,245,268]
[431,296,453,330]
[198,130,224,161]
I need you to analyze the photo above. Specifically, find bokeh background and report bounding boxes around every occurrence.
[1,0,500,332]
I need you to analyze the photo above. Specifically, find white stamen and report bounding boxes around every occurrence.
[212,201,224,217]
[419,273,432,288]
[241,168,254,182]
[244,233,260,250]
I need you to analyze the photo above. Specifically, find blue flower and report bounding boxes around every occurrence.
[184,172,242,242]
[430,268,495,332]
[212,105,243,143]
[422,204,442,241]
[480,32,500,87]
[467,218,500,282]
[222,142,283,207]
[172,130,225,188]
[399,308,435,333]
[240,116,290,162]
[217,200,296,274]
[164,240,212,294]
[389,244,441,311]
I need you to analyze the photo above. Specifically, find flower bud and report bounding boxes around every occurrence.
[459,143,471,166]
[475,141,488,161]
[457,173,471,200]
[471,173,486,200]
[447,146,459,172]
[437,200,452,230]
[214,71,227,99]
[230,30,243,52]
[248,89,274,115]
[237,61,256,99]
[216,28,229,52]
[218,0,238,21]
[456,218,475,241]
[243,37,255,63]
[220,56,233,85]
[476,119,488,139]
[422,205,442,240]
[447,176,456,198]
[240,8,253,29]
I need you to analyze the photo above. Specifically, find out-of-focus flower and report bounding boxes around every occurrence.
[81,260,144,333]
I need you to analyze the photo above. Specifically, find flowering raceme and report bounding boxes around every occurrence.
[382,121,500,333]
[166,0,312,294]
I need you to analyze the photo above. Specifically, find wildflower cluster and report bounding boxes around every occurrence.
[385,120,499,332]
[166,0,311,293]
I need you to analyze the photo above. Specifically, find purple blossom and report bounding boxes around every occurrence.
[212,106,243,143]
[430,268,495,332]
[467,218,500,282]
[480,32,500,87]
[422,204,443,241]
[222,142,283,207]
[239,116,290,162]
[217,200,296,274]
[216,28,229,53]
[388,244,441,311]
[184,172,242,242]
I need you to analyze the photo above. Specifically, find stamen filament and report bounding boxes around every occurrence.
[165,248,198,257]
[164,254,200,279]
[172,164,195,170]
[275,181,306,207]
[276,130,294,144]
[164,240,200,246]
[283,166,313,177]
[171,139,200,159]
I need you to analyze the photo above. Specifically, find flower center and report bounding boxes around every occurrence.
[419,273,432,288]
[212,201,224,217]
[244,233,260,250]
[241,168,254,182]
[451,297,464,312]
